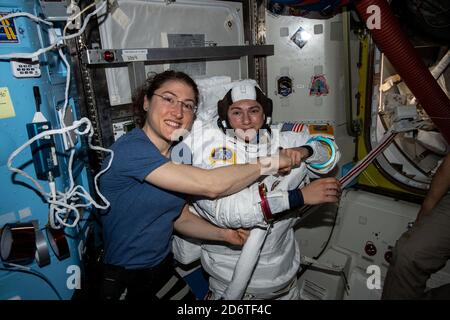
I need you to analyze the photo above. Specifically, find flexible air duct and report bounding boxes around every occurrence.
[354,0,450,143]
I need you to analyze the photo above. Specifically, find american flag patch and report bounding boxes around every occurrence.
[281,122,305,133]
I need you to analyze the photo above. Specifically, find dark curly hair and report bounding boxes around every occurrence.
[132,70,199,128]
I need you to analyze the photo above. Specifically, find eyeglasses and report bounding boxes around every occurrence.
[153,93,197,114]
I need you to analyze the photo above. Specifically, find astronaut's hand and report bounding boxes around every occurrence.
[221,228,250,246]
[259,153,293,175]
[280,147,309,168]
[415,203,434,223]
[300,177,341,205]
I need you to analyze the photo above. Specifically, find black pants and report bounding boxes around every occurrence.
[100,254,196,300]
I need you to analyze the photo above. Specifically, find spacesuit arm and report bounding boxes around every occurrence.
[174,204,248,246]
[304,136,340,174]
[279,130,340,175]
[194,182,297,228]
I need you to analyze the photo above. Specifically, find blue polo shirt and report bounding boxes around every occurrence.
[99,128,186,269]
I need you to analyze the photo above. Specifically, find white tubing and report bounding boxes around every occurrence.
[221,227,270,300]
[431,49,450,79]
[0,12,53,25]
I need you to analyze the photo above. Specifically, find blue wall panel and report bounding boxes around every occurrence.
[0,0,92,300]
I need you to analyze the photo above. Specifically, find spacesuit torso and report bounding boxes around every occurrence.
[172,118,336,298]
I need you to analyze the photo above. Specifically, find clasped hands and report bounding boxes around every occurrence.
[277,147,310,176]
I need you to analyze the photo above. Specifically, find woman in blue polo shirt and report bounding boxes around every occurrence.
[99,70,291,300]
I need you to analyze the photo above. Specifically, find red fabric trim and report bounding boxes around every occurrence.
[258,184,274,222]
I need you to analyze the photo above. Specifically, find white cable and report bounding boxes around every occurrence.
[67,149,76,191]
[57,48,75,148]
[63,1,97,40]
[57,47,70,122]
[49,123,114,229]
[48,180,57,228]
[7,118,114,229]
[0,12,57,59]
[0,43,58,60]
[4,0,111,229]
[0,12,53,26]
[0,11,57,59]
[431,49,450,79]
[408,50,450,105]
[0,1,107,60]
[7,120,87,197]
[61,1,107,42]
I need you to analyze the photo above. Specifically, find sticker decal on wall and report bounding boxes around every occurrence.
[0,87,16,119]
[277,76,293,97]
[0,13,18,43]
[291,26,311,49]
[309,74,329,96]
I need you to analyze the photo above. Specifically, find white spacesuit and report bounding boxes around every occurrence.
[173,123,338,299]
[172,80,340,299]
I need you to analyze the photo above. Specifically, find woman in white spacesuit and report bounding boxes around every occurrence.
[172,80,341,300]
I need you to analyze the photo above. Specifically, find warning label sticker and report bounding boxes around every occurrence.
[0,13,19,43]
